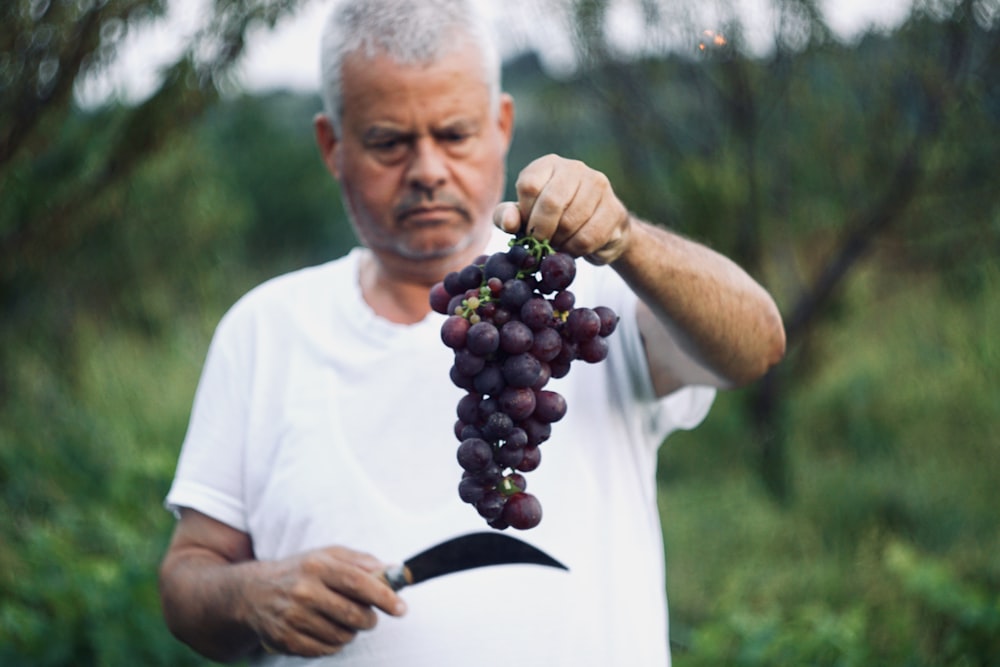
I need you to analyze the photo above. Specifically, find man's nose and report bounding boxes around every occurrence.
[406,137,449,193]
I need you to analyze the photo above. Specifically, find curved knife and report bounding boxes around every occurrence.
[380,532,568,591]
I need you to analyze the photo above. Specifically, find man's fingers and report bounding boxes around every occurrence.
[493,201,522,234]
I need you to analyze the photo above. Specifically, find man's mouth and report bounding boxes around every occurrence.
[399,206,460,227]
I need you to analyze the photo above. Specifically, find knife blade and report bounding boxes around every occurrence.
[380,532,568,591]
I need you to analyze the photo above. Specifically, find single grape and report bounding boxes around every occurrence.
[502,352,542,388]
[443,271,463,296]
[454,348,486,376]
[457,438,492,472]
[476,489,506,520]
[495,442,525,468]
[578,335,610,363]
[456,392,480,425]
[516,446,541,472]
[441,315,470,349]
[482,411,514,442]
[528,326,562,362]
[520,297,554,331]
[532,389,567,423]
[594,305,619,336]
[505,426,529,449]
[458,264,484,291]
[458,477,487,504]
[499,320,534,355]
[565,307,602,342]
[502,492,542,530]
[473,363,506,397]
[552,289,575,312]
[498,386,536,421]
[499,278,533,310]
[520,417,552,447]
[466,321,500,356]
[430,282,453,314]
[538,253,576,293]
[484,252,518,282]
[449,366,476,391]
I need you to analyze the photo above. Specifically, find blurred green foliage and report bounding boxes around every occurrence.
[1,1,999,665]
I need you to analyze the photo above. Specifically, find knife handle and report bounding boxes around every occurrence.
[380,564,413,592]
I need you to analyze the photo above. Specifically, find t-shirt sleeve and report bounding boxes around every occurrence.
[591,262,716,447]
[164,304,252,531]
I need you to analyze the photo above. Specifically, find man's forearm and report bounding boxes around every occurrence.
[159,551,263,663]
[611,218,786,387]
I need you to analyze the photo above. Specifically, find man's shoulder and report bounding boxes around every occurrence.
[217,250,359,335]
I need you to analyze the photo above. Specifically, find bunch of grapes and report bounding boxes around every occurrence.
[430,235,618,530]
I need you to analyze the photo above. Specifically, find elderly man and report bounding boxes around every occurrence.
[158,1,785,665]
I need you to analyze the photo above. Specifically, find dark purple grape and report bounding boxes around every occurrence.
[454,348,486,376]
[495,442,525,468]
[516,446,541,472]
[499,320,533,355]
[449,366,476,391]
[477,396,499,421]
[502,492,542,530]
[505,427,529,449]
[552,290,575,312]
[458,264,484,291]
[458,477,487,504]
[430,282,452,314]
[578,335,610,363]
[482,411,514,442]
[499,278,533,310]
[466,321,500,356]
[476,489,506,520]
[474,461,504,484]
[532,390,567,423]
[492,306,513,327]
[520,297,554,331]
[457,438,492,472]
[473,364,506,397]
[443,271,463,295]
[487,515,510,530]
[549,360,571,379]
[538,253,576,293]
[441,315,470,349]
[565,307,602,342]
[520,417,552,447]
[502,353,542,388]
[484,252,518,282]
[506,243,531,268]
[460,423,484,441]
[528,326,562,362]
[456,393,480,425]
[498,386,536,421]
[594,305,619,337]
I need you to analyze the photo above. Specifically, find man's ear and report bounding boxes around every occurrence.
[313,113,341,179]
[497,92,515,150]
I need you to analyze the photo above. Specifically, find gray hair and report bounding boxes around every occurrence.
[319,0,502,133]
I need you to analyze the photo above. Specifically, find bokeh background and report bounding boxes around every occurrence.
[2,0,998,664]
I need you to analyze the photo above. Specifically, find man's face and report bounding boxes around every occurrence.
[320,41,514,275]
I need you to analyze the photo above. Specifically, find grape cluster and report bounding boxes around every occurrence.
[430,235,619,530]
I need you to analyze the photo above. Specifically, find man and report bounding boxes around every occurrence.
[158,1,786,665]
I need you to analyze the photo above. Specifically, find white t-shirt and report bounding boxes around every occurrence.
[166,231,715,667]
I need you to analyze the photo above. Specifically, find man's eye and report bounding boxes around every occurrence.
[371,138,403,151]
